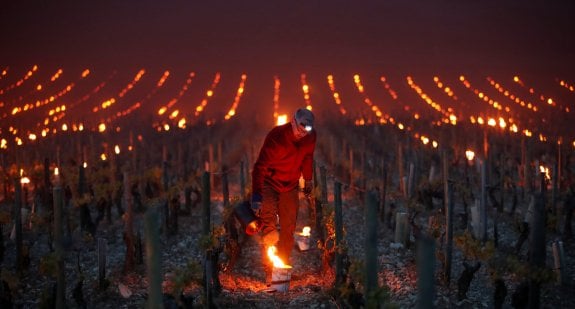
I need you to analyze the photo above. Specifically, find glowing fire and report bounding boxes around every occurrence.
[267,246,292,269]
[539,165,551,181]
[465,150,475,162]
[54,167,61,185]
[299,226,311,237]
[277,114,288,126]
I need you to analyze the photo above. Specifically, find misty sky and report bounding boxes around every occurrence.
[1,0,575,75]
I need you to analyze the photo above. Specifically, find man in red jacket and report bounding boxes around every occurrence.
[251,108,316,264]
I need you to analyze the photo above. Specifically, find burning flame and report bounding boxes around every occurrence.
[465,150,475,162]
[299,226,311,237]
[54,167,61,185]
[539,165,551,181]
[277,114,288,126]
[267,246,291,269]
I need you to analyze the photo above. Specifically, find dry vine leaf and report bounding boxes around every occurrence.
[118,283,132,298]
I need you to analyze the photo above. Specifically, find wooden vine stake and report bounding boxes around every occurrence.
[240,160,246,199]
[202,168,215,308]
[552,240,567,285]
[361,139,367,192]
[123,171,135,273]
[2,168,8,203]
[398,143,406,197]
[380,158,388,225]
[416,235,435,309]
[13,178,24,273]
[222,165,230,208]
[365,189,379,307]
[310,161,319,227]
[208,144,214,189]
[349,148,354,188]
[162,147,170,235]
[43,158,50,210]
[480,158,488,242]
[78,162,87,195]
[523,137,533,195]
[556,139,562,196]
[316,165,327,245]
[407,162,415,199]
[130,131,137,172]
[528,172,547,308]
[551,161,558,213]
[53,185,65,308]
[145,209,162,309]
[443,150,453,284]
[204,249,214,308]
[394,212,409,246]
[334,181,344,287]
[329,135,335,166]
[97,238,107,289]
[202,171,211,237]
[470,199,481,239]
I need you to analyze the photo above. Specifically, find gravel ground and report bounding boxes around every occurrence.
[1,186,574,308]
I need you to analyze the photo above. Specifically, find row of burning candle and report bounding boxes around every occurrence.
[2,70,574,151]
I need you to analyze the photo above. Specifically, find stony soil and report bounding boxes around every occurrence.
[1,187,574,308]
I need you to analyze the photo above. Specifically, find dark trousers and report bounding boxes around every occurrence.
[260,183,299,263]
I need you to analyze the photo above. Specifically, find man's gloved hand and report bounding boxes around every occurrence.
[251,192,262,217]
[303,180,313,198]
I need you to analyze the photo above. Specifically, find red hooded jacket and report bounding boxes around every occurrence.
[252,123,316,195]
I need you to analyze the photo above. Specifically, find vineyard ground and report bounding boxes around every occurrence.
[1,186,574,308]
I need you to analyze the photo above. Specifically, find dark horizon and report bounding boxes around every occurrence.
[1,0,574,76]
[1,0,575,142]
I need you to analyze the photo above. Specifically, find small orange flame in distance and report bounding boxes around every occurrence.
[267,246,292,269]
[539,166,551,181]
[299,226,311,237]
[277,114,288,126]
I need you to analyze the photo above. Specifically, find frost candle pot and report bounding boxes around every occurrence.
[296,235,310,251]
[295,226,311,251]
[271,266,292,292]
[267,245,292,292]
